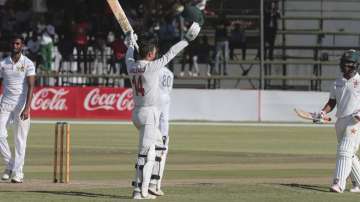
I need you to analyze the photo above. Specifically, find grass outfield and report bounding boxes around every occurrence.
[0,123,359,201]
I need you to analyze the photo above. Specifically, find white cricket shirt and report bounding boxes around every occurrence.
[159,67,174,107]
[126,40,188,107]
[0,54,36,105]
[330,73,360,118]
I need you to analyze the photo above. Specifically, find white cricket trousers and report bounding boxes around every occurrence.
[333,115,360,190]
[156,102,170,188]
[132,106,163,150]
[159,102,170,138]
[0,103,30,176]
[132,106,164,192]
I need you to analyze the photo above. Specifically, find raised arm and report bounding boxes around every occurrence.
[151,22,201,72]
[124,32,138,70]
[150,40,189,72]
[125,46,136,70]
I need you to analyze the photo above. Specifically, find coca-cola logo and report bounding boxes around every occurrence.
[31,88,68,110]
[84,88,134,111]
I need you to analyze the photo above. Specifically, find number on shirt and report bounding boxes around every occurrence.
[161,75,172,88]
[132,75,145,96]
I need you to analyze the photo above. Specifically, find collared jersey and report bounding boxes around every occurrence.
[0,54,36,105]
[330,73,360,118]
[126,40,188,107]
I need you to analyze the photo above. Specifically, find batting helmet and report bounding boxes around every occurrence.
[340,49,359,72]
[182,5,204,26]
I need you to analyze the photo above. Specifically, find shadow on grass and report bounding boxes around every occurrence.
[0,190,131,199]
[273,183,329,192]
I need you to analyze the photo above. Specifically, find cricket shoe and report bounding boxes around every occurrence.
[148,184,164,196]
[11,173,24,183]
[329,184,343,193]
[132,191,156,200]
[350,186,360,193]
[1,169,12,181]
[148,188,164,196]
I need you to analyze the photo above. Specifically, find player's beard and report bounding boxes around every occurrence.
[12,47,22,55]
[341,65,357,79]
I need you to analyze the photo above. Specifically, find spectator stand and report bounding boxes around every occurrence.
[2,0,360,91]
[188,0,360,90]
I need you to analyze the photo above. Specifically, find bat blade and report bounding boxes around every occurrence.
[106,0,133,33]
[294,108,331,123]
[294,108,314,120]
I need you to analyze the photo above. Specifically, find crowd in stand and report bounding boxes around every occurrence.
[0,0,280,86]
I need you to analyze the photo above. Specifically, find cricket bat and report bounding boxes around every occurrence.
[106,0,134,33]
[294,108,331,123]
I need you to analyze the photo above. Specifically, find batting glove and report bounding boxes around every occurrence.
[184,22,201,42]
[124,31,138,49]
[312,111,327,124]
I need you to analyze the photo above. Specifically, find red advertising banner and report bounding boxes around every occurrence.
[30,87,134,120]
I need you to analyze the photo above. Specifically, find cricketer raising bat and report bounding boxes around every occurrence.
[106,0,133,33]
[106,0,138,49]
[294,108,331,124]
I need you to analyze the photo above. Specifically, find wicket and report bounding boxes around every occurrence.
[53,122,71,183]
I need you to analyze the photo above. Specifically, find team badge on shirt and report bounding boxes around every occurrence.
[351,128,357,135]
[16,65,25,72]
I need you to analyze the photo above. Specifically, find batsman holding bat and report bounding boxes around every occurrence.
[125,23,201,199]
[316,49,360,193]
